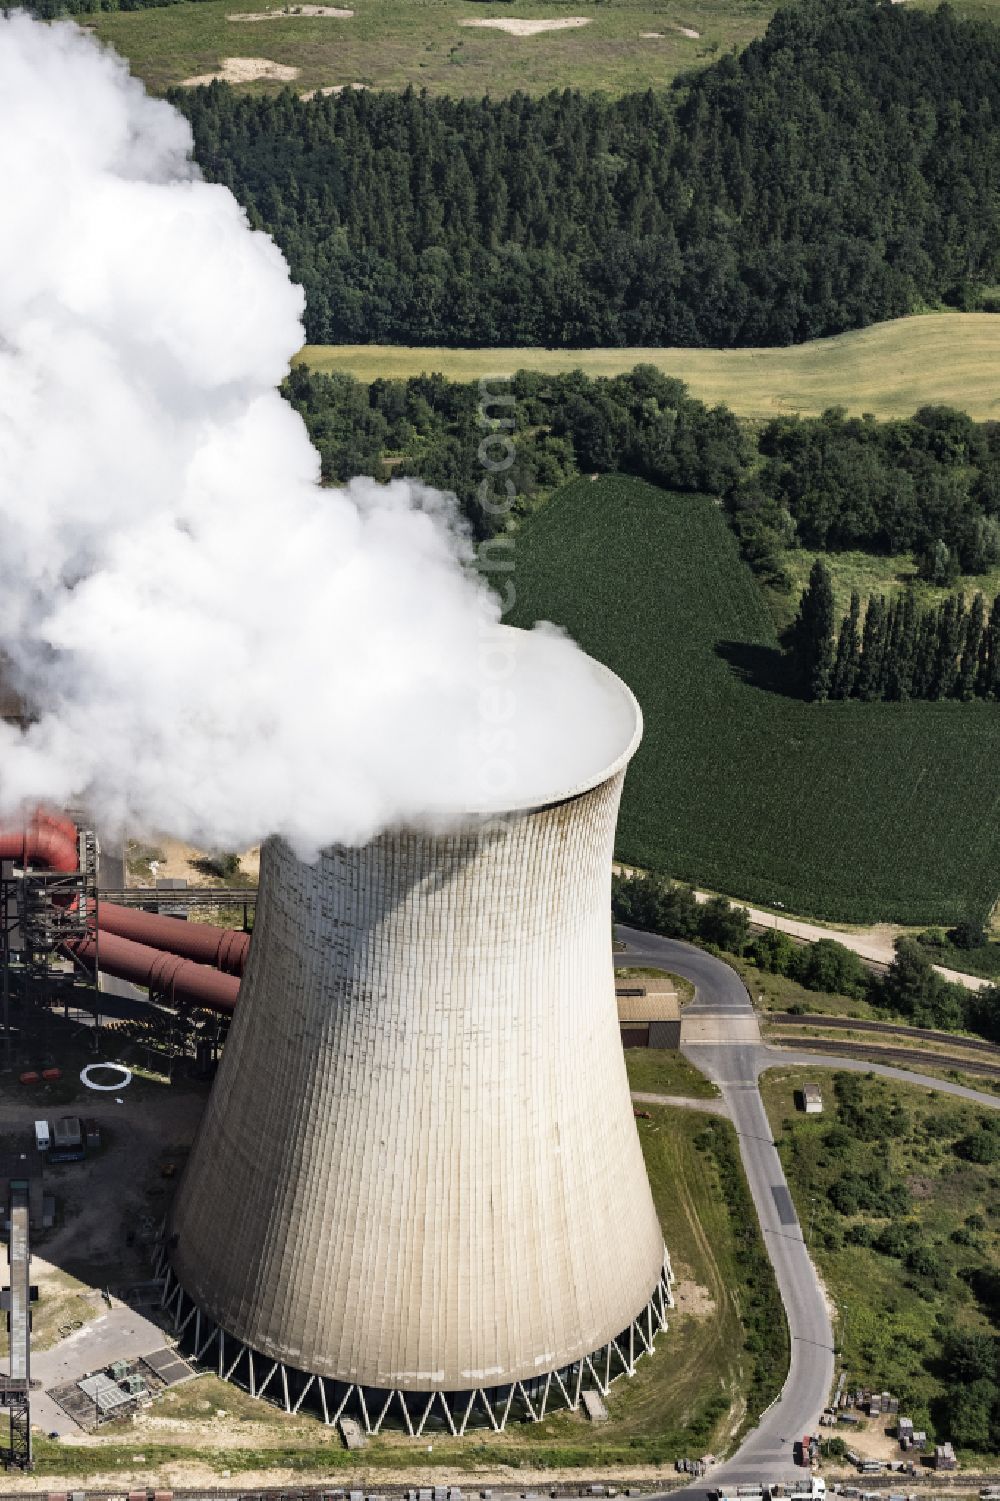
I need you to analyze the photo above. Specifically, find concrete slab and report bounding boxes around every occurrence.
[32,1303,174,1436]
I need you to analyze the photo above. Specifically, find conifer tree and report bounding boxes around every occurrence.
[911,607,938,699]
[977,609,992,699]
[857,594,887,702]
[957,592,985,701]
[790,559,835,701]
[877,598,899,700]
[887,587,918,701]
[983,594,1000,700]
[930,593,965,699]
[830,591,862,700]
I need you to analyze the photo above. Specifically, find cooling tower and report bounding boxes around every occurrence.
[163,650,672,1434]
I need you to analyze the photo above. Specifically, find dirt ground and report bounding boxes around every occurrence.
[228,6,353,19]
[459,17,590,35]
[671,1277,716,1320]
[181,56,300,84]
[301,80,364,96]
[127,835,259,886]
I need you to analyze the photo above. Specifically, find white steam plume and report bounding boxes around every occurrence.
[0,15,632,855]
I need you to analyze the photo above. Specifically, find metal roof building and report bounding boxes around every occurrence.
[163,651,671,1435]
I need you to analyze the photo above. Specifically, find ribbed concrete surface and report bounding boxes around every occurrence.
[170,730,664,1392]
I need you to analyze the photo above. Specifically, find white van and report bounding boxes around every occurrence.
[34,1119,50,1151]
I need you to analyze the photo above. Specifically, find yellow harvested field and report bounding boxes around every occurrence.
[297,313,1000,420]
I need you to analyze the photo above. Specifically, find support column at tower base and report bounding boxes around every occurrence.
[155,1247,674,1437]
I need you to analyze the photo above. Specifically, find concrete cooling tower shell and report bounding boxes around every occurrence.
[163,656,672,1434]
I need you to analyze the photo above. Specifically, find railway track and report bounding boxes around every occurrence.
[769,1036,1000,1080]
[766,1014,1000,1059]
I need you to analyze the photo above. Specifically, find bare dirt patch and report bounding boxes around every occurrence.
[228,5,353,18]
[301,80,365,98]
[127,835,259,886]
[181,56,300,84]
[672,1276,717,1321]
[907,1173,935,1198]
[459,16,590,35]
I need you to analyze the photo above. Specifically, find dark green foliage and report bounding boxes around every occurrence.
[831,592,862,701]
[776,1073,1000,1455]
[748,930,868,999]
[954,1121,1000,1165]
[190,851,241,879]
[173,0,1000,348]
[296,365,1000,621]
[729,406,1000,574]
[834,1073,911,1141]
[6,0,210,14]
[828,1167,911,1219]
[873,938,968,1030]
[938,1333,1000,1452]
[612,871,700,940]
[950,915,988,950]
[695,1119,789,1419]
[698,895,751,954]
[790,585,1000,704]
[749,928,798,975]
[918,538,961,587]
[856,594,888,703]
[794,938,868,998]
[959,594,987,701]
[790,560,835,701]
[284,364,746,541]
[611,873,747,954]
[931,593,966,700]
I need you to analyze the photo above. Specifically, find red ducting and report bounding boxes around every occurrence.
[68,932,240,1015]
[0,810,79,873]
[96,904,250,977]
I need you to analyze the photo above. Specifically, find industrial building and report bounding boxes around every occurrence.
[616,977,682,1049]
[161,653,672,1435]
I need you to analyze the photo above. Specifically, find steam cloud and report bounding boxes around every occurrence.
[0,15,633,855]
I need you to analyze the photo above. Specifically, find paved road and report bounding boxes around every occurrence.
[618,927,1000,1499]
[757,1047,1000,1112]
[619,926,836,1489]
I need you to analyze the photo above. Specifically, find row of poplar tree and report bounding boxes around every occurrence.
[790,560,1000,703]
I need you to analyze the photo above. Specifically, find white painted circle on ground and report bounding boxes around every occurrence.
[80,1062,133,1092]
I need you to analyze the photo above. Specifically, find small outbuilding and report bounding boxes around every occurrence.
[616,977,681,1049]
[799,1083,824,1114]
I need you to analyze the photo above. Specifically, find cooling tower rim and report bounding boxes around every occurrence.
[486,649,643,817]
[310,649,642,836]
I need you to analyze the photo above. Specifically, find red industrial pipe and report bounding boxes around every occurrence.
[0,810,79,872]
[96,904,250,977]
[68,932,240,1015]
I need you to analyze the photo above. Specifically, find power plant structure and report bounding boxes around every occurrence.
[161,652,673,1436]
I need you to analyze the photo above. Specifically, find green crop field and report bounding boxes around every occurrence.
[509,475,1000,925]
[298,314,1000,423]
[90,0,1000,100]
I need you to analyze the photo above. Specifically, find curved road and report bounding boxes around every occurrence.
[616,926,1000,1496]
